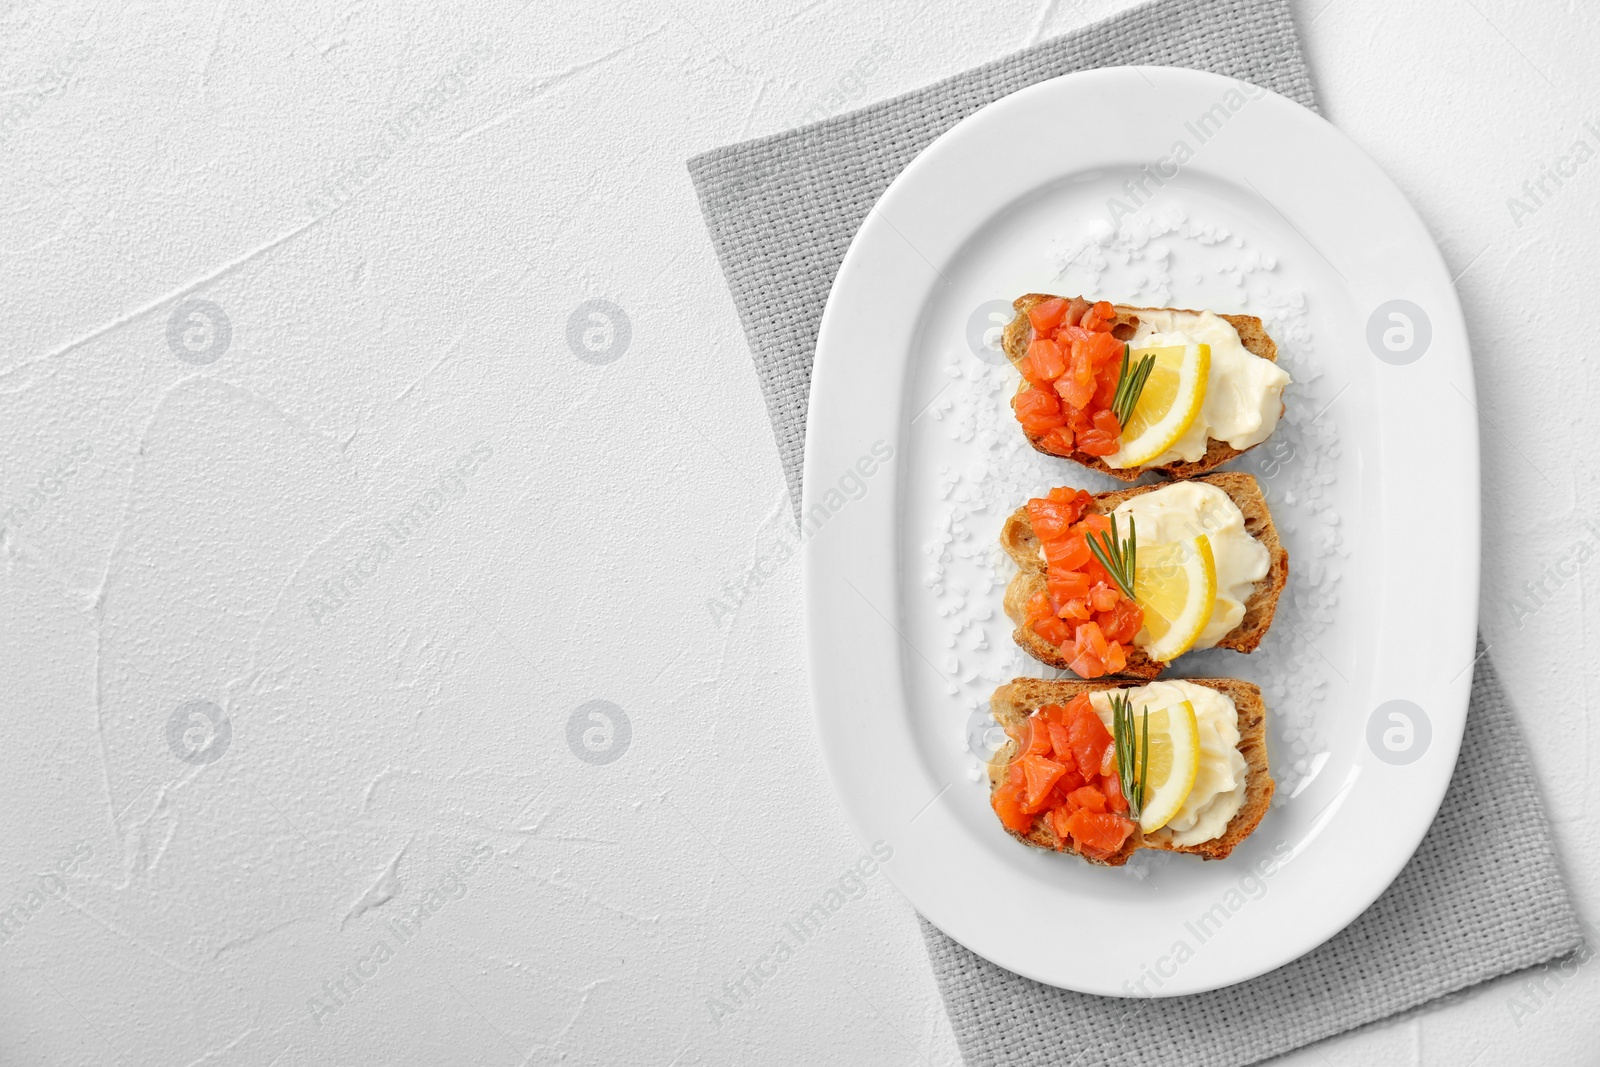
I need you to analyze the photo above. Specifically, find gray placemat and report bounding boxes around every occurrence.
[686,1,1583,1064]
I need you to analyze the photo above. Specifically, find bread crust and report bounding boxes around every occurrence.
[1001,472,1289,678]
[988,677,1274,864]
[1003,293,1282,480]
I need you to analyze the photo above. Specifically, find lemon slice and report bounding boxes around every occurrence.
[1133,535,1217,662]
[1115,343,1209,467]
[1129,700,1201,832]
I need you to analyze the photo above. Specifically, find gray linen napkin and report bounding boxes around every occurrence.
[686,0,1584,1063]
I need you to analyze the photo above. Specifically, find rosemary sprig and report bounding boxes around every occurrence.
[1086,514,1138,600]
[1111,343,1156,428]
[1110,692,1149,823]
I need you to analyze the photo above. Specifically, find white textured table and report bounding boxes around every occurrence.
[0,1,1594,1064]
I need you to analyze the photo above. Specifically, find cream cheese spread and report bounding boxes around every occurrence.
[1109,309,1289,468]
[1088,679,1248,846]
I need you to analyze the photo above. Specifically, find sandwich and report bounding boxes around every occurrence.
[1001,472,1287,679]
[988,677,1272,864]
[1004,294,1289,481]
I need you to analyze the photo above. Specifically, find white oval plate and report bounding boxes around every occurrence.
[803,67,1478,996]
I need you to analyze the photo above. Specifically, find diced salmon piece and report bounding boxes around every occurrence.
[1041,532,1093,571]
[1038,427,1076,456]
[1076,620,1109,660]
[1079,513,1111,535]
[1075,431,1117,456]
[992,778,1033,834]
[1047,487,1093,508]
[1068,650,1104,679]
[1028,297,1068,335]
[1080,301,1117,332]
[1046,721,1076,767]
[1087,330,1123,363]
[1026,338,1066,381]
[1047,570,1092,602]
[1068,786,1107,813]
[1022,718,1053,758]
[1067,701,1112,778]
[1031,615,1072,646]
[1066,810,1135,855]
[1019,754,1067,813]
[1047,806,1074,846]
[1058,597,1091,621]
[1102,773,1128,814]
[1013,386,1067,434]
[1026,497,1083,540]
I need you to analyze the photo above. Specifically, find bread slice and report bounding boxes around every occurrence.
[1001,472,1288,679]
[1003,293,1281,481]
[989,677,1273,864]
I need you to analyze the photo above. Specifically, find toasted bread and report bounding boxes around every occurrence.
[1001,472,1288,678]
[989,677,1273,864]
[1003,294,1281,481]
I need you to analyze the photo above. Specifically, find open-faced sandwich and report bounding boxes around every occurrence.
[1001,472,1287,679]
[1004,294,1290,481]
[988,677,1272,865]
